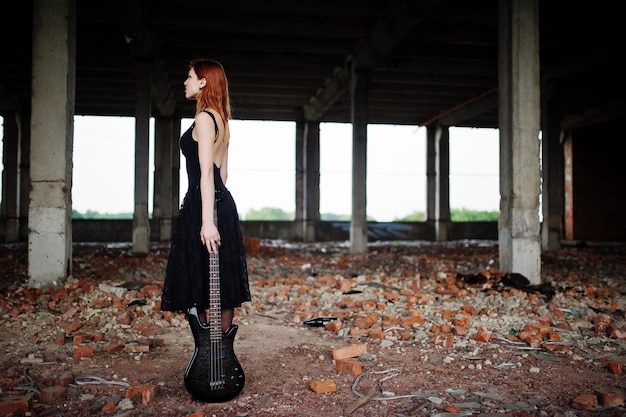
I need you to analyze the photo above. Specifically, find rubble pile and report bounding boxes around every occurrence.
[0,240,625,416]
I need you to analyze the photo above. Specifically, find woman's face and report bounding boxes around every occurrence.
[184,67,204,100]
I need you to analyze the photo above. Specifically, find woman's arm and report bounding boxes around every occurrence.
[195,110,220,253]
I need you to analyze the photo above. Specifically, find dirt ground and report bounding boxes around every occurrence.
[1,239,625,417]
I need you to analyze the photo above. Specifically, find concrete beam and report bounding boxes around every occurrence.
[109,0,176,117]
[303,0,439,121]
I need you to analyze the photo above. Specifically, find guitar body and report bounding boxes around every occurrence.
[184,307,245,402]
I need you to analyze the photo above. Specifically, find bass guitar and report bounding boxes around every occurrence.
[184,205,245,402]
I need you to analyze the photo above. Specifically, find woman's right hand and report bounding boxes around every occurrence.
[200,222,221,254]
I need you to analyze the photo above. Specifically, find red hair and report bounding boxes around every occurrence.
[190,58,231,122]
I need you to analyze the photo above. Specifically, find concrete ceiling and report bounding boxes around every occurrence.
[1,0,624,129]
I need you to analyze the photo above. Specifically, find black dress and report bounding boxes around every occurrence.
[161,114,251,312]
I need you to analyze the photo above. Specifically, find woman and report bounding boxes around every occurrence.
[161,58,251,333]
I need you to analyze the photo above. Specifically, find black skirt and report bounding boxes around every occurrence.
[161,167,251,312]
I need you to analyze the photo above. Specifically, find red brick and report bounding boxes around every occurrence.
[473,330,491,343]
[55,332,66,345]
[139,325,163,336]
[402,316,424,327]
[101,401,116,412]
[608,362,623,375]
[324,320,342,332]
[0,394,33,415]
[116,312,131,325]
[140,284,161,298]
[310,379,336,394]
[104,336,125,354]
[571,393,598,410]
[335,358,362,376]
[367,328,386,339]
[61,319,82,333]
[125,384,156,404]
[40,371,75,388]
[74,346,95,359]
[39,385,66,404]
[331,344,367,360]
[595,389,625,407]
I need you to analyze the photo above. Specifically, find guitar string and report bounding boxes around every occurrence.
[209,207,225,389]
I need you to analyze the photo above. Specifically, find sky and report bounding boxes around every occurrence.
[1,116,500,221]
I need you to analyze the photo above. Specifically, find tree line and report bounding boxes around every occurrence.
[73,208,499,222]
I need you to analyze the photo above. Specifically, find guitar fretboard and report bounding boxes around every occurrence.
[208,250,221,340]
[208,206,225,389]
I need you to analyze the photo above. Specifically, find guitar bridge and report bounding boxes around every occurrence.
[209,380,226,390]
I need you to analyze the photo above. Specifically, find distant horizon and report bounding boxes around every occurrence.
[1,116,500,222]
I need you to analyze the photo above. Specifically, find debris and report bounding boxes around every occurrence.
[74,375,130,387]
[608,362,623,375]
[126,299,147,308]
[335,358,362,376]
[331,344,367,360]
[595,388,625,407]
[406,400,429,415]
[571,393,598,410]
[310,379,336,394]
[345,385,377,415]
[303,317,338,327]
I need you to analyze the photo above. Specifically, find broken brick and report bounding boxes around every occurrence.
[39,385,66,405]
[331,344,367,360]
[125,384,156,404]
[571,393,598,410]
[0,394,33,416]
[101,401,116,412]
[473,330,491,343]
[595,388,625,407]
[104,336,125,353]
[324,320,342,332]
[310,379,336,394]
[608,362,623,375]
[74,346,95,359]
[335,358,362,376]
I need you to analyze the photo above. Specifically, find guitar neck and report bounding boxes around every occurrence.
[209,206,221,339]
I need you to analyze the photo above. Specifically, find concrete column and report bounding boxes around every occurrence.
[295,119,305,224]
[132,61,152,254]
[19,111,31,241]
[435,126,451,241]
[28,0,76,288]
[350,67,370,253]
[498,0,542,284]
[153,116,177,241]
[303,121,320,242]
[171,116,181,227]
[541,81,564,251]
[1,112,20,242]
[425,125,437,224]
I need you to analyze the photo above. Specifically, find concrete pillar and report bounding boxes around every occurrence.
[425,125,437,224]
[295,119,305,224]
[350,67,370,253]
[171,116,181,228]
[563,133,573,240]
[28,0,76,288]
[541,81,564,251]
[498,0,542,284]
[132,60,152,254]
[435,126,451,241]
[19,111,31,241]
[1,112,20,242]
[303,121,320,242]
[153,116,178,241]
